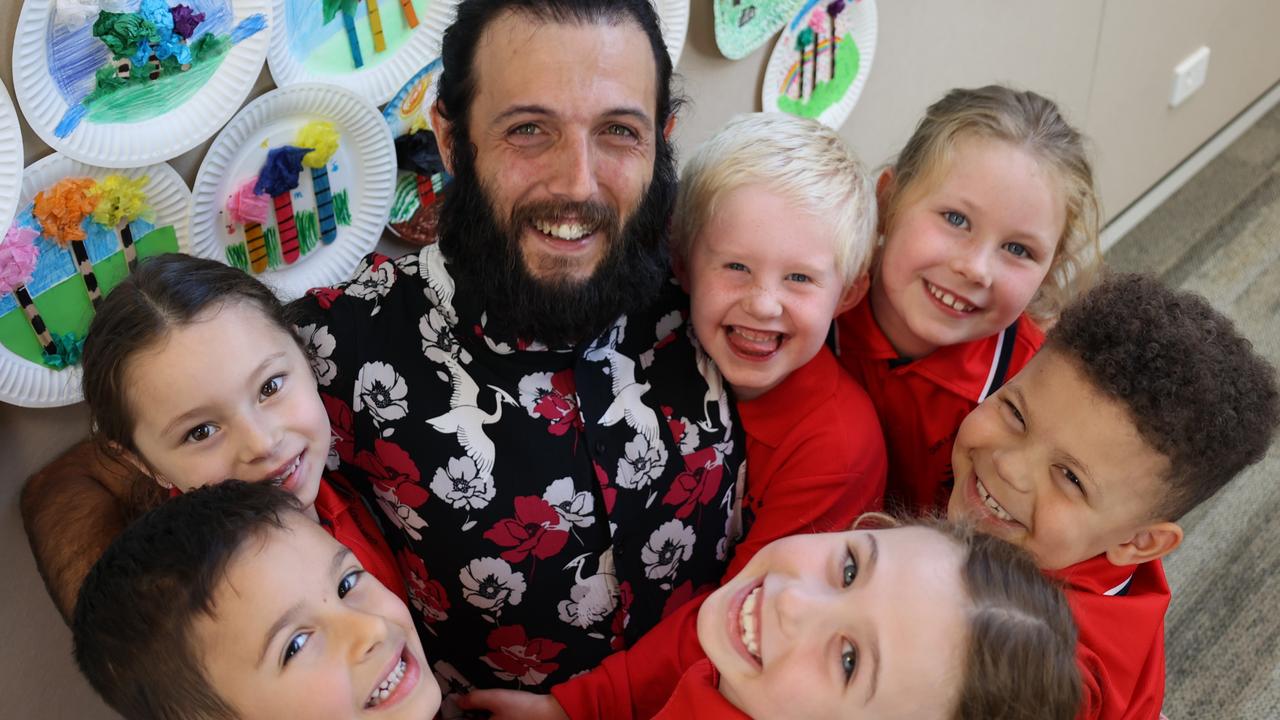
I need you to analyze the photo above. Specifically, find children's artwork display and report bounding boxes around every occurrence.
[0,82,24,235]
[266,0,458,105]
[714,0,805,60]
[382,58,449,246]
[13,0,269,168]
[761,0,876,130]
[0,154,191,407]
[190,82,395,299]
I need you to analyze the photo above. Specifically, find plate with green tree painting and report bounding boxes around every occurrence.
[0,153,190,407]
[13,0,269,168]
[762,0,875,130]
[190,82,395,299]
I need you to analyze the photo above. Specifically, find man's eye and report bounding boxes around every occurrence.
[338,570,363,599]
[841,547,858,587]
[942,210,969,230]
[1003,242,1033,260]
[510,123,540,136]
[841,639,857,684]
[283,632,310,666]
[186,424,216,443]
[606,124,637,138]
[260,375,285,399]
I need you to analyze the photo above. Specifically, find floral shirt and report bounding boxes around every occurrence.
[294,246,742,711]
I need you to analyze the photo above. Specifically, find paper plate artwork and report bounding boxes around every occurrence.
[762,0,876,129]
[266,0,457,105]
[654,0,688,65]
[382,58,449,246]
[0,82,24,235]
[0,154,190,407]
[14,0,268,167]
[714,0,804,60]
[191,83,395,299]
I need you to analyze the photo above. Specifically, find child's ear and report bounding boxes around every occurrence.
[835,273,870,315]
[1105,521,1183,566]
[430,101,456,175]
[114,443,172,490]
[875,168,895,235]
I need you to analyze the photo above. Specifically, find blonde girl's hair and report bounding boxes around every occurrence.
[852,513,1083,720]
[882,85,1102,322]
[672,112,878,286]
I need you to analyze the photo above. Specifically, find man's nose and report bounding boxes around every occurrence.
[547,133,599,202]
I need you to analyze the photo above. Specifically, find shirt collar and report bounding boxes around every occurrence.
[737,346,842,447]
[1049,553,1151,596]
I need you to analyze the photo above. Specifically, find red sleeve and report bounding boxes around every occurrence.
[551,593,708,720]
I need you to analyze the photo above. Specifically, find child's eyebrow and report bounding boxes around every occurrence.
[258,600,304,668]
[863,534,881,703]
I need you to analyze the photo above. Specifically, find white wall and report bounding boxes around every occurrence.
[2,1,1278,717]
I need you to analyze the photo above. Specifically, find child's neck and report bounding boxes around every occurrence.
[869,279,937,359]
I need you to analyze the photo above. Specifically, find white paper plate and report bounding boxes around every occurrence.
[0,81,23,234]
[13,0,270,168]
[657,0,689,67]
[0,154,192,408]
[267,0,457,105]
[762,0,876,129]
[191,82,395,300]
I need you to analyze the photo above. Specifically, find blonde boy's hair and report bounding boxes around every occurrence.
[673,113,877,286]
[883,86,1101,322]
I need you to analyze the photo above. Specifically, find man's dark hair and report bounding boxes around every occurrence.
[72,482,301,720]
[1046,273,1279,519]
[432,0,682,346]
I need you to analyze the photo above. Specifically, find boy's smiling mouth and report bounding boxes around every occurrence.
[365,645,417,710]
[726,326,786,359]
[975,478,1016,523]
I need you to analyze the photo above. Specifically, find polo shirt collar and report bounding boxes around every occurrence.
[737,346,841,448]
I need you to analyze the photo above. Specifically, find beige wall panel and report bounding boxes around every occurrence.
[1086,0,1280,215]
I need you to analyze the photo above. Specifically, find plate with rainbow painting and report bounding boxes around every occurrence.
[266,0,457,105]
[190,82,395,300]
[13,0,269,168]
[0,153,191,407]
[381,57,449,246]
[761,0,876,129]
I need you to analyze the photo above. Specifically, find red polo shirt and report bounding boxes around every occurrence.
[1052,555,1169,720]
[315,476,409,604]
[834,297,1043,514]
[654,659,748,720]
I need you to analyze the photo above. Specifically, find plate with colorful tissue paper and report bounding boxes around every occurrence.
[13,0,270,167]
[190,82,396,299]
[0,153,191,407]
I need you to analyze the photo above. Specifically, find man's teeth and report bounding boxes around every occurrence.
[926,281,977,312]
[270,456,301,485]
[738,586,762,662]
[976,480,1015,522]
[366,658,407,708]
[534,219,591,241]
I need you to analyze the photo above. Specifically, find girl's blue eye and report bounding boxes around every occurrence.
[260,375,285,399]
[942,210,969,229]
[842,548,858,587]
[283,632,310,666]
[186,423,216,443]
[1004,242,1032,259]
[338,570,363,599]
[841,639,857,684]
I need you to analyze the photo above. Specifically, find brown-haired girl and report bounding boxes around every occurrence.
[834,85,1103,515]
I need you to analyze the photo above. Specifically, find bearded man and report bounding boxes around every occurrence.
[22,0,742,710]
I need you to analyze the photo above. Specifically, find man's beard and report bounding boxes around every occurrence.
[436,129,675,348]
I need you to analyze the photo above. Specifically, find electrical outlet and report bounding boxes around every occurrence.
[1171,46,1210,108]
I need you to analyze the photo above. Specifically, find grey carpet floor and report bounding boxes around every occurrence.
[1106,98,1280,720]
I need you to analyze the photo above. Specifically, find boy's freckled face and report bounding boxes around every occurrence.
[948,349,1170,570]
[697,527,968,720]
[685,184,858,400]
[195,514,442,719]
[125,302,330,514]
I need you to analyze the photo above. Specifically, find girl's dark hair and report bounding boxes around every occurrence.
[73,480,300,720]
[81,253,302,456]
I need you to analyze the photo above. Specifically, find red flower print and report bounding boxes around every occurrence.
[354,439,429,508]
[483,496,570,563]
[609,581,635,651]
[307,285,344,309]
[480,625,566,685]
[321,393,355,465]
[662,447,723,519]
[518,369,583,437]
[593,461,617,515]
[398,549,450,625]
[661,579,716,620]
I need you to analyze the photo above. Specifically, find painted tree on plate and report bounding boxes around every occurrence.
[33,178,103,308]
[826,0,846,78]
[0,227,57,358]
[91,174,154,273]
[296,121,342,246]
[227,176,272,273]
[255,146,312,265]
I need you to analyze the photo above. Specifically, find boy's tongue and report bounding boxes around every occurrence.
[728,327,781,357]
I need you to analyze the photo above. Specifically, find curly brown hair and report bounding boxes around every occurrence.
[1046,273,1280,519]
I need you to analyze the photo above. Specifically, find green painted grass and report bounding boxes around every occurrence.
[296,209,320,255]
[303,1,418,74]
[264,226,283,270]
[0,226,180,366]
[390,172,420,222]
[85,45,229,124]
[333,189,352,226]
[226,242,249,271]
[778,36,861,120]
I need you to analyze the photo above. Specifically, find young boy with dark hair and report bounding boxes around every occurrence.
[73,481,442,720]
[948,272,1280,720]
